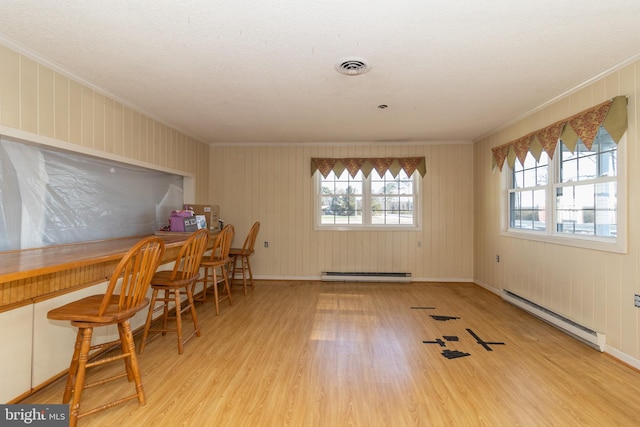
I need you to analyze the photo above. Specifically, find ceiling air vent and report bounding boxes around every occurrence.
[335,57,371,76]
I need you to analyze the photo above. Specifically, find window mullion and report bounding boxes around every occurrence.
[548,153,557,236]
[363,174,371,225]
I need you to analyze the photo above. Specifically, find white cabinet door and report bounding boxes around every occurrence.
[0,305,33,403]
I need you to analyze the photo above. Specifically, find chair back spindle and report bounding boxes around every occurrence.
[242,221,260,253]
[98,237,165,317]
[170,228,210,282]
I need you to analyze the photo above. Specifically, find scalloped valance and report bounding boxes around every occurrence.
[491,95,628,171]
[311,157,426,178]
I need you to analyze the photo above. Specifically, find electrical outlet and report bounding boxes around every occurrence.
[634,294,640,307]
[496,255,500,263]
[264,241,269,248]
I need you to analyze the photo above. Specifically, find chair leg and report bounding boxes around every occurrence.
[68,327,93,427]
[139,288,160,354]
[120,320,146,405]
[212,268,220,316]
[231,255,247,294]
[118,323,134,382]
[246,256,254,290]
[174,289,184,354]
[231,255,240,288]
[222,267,233,306]
[63,329,84,403]
[162,289,170,335]
[200,267,210,302]
[186,286,201,338]
[237,256,248,296]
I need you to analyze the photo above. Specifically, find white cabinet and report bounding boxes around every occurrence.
[0,305,33,403]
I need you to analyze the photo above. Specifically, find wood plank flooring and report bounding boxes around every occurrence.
[23,281,640,426]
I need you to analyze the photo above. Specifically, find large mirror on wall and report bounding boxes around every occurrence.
[0,135,184,251]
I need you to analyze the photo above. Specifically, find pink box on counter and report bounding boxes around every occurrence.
[169,210,196,232]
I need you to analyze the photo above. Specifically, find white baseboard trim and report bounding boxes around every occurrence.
[472,279,502,296]
[605,345,640,371]
[254,275,475,283]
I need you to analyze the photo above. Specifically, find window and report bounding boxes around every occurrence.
[506,127,625,252]
[509,151,548,231]
[316,169,420,229]
[556,129,617,237]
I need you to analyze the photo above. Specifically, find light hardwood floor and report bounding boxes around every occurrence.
[24,281,640,426]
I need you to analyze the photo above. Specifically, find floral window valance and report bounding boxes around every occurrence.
[311,157,426,178]
[491,95,628,171]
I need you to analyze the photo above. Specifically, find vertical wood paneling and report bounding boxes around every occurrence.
[269,146,281,273]
[94,92,105,151]
[605,255,622,348]
[173,130,181,169]
[53,72,69,141]
[209,143,474,280]
[160,123,167,167]
[104,97,114,153]
[301,146,313,275]
[113,102,124,156]
[68,80,81,145]
[619,62,638,357]
[0,45,20,128]
[179,131,187,172]
[475,58,640,360]
[123,106,133,158]
[20,56,38,134]
[37,65,54,138]
[81,86,93,148]
[292,147,304,274]
[139,114,148,162]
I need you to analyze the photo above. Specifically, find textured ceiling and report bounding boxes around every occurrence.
[1,1,640,145]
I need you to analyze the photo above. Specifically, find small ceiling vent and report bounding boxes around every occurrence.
[335,57,371,76]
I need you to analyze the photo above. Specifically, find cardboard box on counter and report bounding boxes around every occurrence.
[183,204,220,232]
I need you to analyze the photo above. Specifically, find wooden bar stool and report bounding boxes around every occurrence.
[229,221,260,295]
[139,228,209,354]
[198,224,234,315]
[47,236,165,427]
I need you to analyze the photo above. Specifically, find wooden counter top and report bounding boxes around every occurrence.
[0,234,189,285]
[0,233,219,311]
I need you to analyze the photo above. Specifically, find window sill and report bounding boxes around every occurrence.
[501,229,627,254]
[315,224,421,232]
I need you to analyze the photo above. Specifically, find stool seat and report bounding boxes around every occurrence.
[148,270,200,288]
[48,295,148,325]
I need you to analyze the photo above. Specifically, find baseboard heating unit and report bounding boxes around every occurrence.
[502,289,605,352]
[321,272,412,283]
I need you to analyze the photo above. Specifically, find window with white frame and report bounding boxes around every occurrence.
[496,96,628,252]
[506,127,625,251]
[315,168,420,229]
